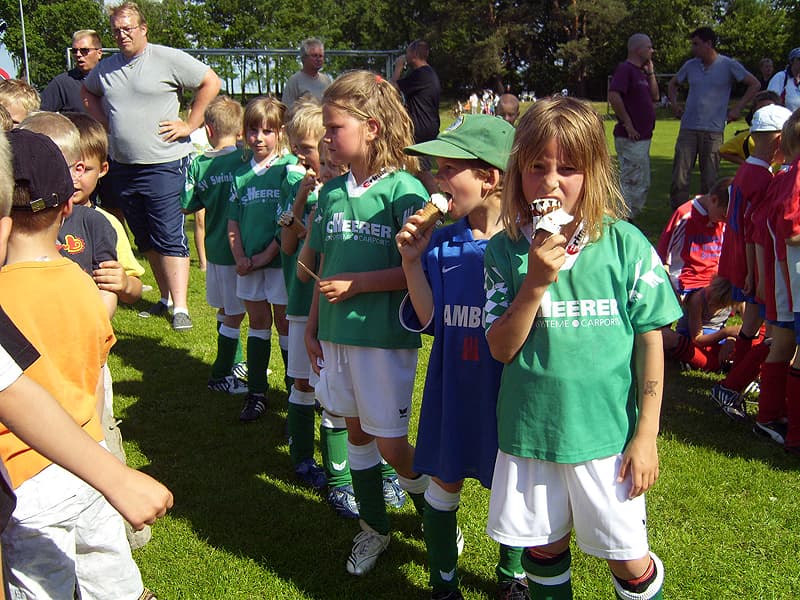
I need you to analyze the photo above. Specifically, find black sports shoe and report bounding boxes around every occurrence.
[137,301,170,319]
[753,420,788,445]
[497,579,530,600]
[239,393,266,422]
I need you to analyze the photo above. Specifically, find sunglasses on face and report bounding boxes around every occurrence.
[70,48,99,56]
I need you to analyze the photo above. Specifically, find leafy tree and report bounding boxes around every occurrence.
[554,0,628,96]
[715,0,790,72]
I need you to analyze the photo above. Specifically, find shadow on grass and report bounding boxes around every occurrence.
[108,332,497,599]
[660,360,798,471]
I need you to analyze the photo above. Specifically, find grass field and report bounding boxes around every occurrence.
[109,108,800,599]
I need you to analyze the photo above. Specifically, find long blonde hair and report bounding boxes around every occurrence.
[322,70,419,176]
[501,96,627,241]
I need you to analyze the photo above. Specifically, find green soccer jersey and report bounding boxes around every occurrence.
[229,154,303,266]
[181,146,246,266]
[484,219,682,464]
[309,170,426,349]
[280,168,317,317]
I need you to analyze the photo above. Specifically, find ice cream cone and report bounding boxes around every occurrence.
[278,211,306,236]
[417,193,450,233]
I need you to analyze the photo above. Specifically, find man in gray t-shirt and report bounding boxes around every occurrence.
[282,38,332,109]
[667,27,759,208]
[83,1,220,331]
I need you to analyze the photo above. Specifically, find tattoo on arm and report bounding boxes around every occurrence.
[644,380,658,397]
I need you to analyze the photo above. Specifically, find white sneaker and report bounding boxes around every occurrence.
[346,520,390,576]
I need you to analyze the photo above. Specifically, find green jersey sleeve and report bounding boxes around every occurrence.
[181,157,203,212]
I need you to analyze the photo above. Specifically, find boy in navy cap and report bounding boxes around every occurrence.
[0,129,165,600]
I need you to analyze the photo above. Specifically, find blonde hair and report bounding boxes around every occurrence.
[63,112,108,162]
[19,112,81,164]
[243,96,286,154]
[782,110,800,162]
[0,80,41,121]
[0,132,12,217]
[0,104,12,132]
[205,95,243,140]
[110,1,147,25]
[502,96,626,241]
[72,29,102,48]
[322,70,419,175]
[286,97,324,147]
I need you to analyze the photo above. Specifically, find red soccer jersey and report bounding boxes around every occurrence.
[718,159,773,290]
[657,199,693,290]
[658,198,724,292]
[759,171,794,321]
[778,161,800,241]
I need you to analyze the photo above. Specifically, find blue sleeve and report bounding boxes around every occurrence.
[399,245,435,335]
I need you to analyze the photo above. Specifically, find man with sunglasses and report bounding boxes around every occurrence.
[40,30,102,113]
[83,1,220,332]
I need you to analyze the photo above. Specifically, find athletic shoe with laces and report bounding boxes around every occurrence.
[711,383,746,420]
[346,520,390,576]
[382,475,407,509]
[207,375,248,395]
[327,484,360,519]
[239,393,266,422]
[231,362,248,382]
[753,420,788,445]
[295,458,328,492]
[137,301,170,319]
[432,589,465,600]
[496,579,530,600]
[171,312,193,331]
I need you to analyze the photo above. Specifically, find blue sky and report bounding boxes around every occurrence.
[1,45,17,78]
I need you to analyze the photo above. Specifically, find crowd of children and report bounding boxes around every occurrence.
[2,51,800,598]
[655,99,800,459]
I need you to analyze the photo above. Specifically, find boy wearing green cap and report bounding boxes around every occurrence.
[397,114,528,600]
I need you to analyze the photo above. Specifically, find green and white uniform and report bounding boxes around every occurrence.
[182,146,245,267]
[280,171,318,320]
[229,154,303,265]
[484,219,682,463]
[309,169,427,537]
[182,146,248,379]
[308,170,426,349]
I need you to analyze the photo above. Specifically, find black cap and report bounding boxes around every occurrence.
[6,128,74,212]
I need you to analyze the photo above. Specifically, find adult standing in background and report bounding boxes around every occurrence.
[767,48,800,113]
[667,27,759,209]
[608,33,659,219]
[391,40,441,194]
[41,30,103,113]
[282,38,332,108]
[83,1,221,331]
[757,57,774,90]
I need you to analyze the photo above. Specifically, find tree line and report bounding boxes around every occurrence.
[1,0,798,99]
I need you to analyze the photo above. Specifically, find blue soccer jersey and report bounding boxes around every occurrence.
[401,218,502,487]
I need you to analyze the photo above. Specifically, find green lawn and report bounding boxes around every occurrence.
[110,110,800,599]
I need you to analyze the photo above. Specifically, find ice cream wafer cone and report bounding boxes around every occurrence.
[417,193,450,233]
[278,211,306,236]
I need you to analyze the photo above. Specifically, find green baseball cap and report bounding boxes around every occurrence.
[404,114,515,172]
